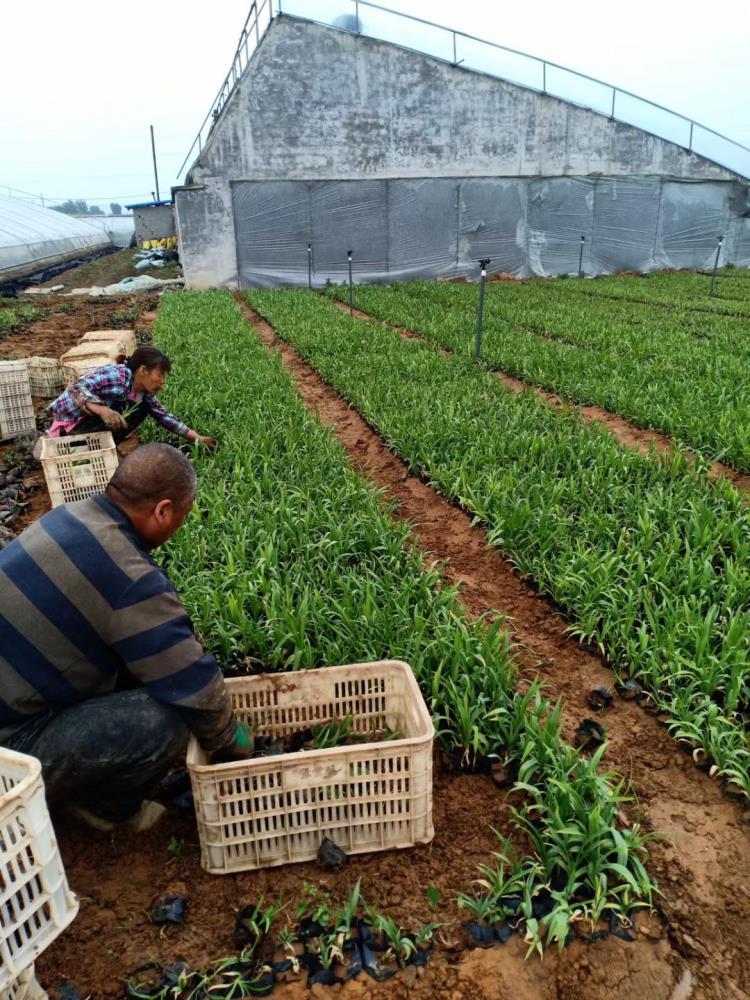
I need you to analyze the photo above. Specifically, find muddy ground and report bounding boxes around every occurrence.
[3,284,746,999]
[34,246,181,291]
[0,292,158,361]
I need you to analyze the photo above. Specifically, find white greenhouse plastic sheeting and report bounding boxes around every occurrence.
[74,214,135,248]
[231,176,750,287]
[0,195,111,283]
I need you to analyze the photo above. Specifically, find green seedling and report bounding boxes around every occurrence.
[310,715,356,750]
[425,885,442,912]
[167,835,185,859]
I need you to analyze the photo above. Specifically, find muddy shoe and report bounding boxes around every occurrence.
[130,800,167,831]
[72,800,166,833]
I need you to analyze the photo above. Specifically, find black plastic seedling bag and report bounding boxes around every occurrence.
[466,922,495,948]
[575,718,606,750]
[587,687,614,711]
[151,895,187,925]
[317,837,347,870]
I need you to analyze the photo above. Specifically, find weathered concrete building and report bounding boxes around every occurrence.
[125,201,176,245]
[174,7,750,288]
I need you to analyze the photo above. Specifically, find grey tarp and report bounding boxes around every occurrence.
[231,176,750,288]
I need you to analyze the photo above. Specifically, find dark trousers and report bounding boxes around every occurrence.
[4,690,189,822]
[67,399,149,444]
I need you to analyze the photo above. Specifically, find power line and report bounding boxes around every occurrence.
[1,183,155,202]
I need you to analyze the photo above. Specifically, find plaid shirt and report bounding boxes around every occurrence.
[50,364,189,437]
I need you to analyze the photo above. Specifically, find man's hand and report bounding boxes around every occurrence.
[209,721,254,764]
[98,407,128,432]
[196,435,217,449]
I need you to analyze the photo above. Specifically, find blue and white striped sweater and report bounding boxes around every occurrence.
[0,496,235,750]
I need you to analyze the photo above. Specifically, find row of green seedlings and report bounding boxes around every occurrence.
[150,290,654,951]
[127,881,439,998]
[329,279,750,471]
[565,268,750,317]
[247,289,750,797]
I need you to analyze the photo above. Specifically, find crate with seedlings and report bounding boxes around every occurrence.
[0,361,35,441]
[0,748,78,990]
[23,357,64,398]
[187,660,434,874]
[80,329,136,356]
[39,431,118,507]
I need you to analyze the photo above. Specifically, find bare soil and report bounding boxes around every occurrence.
[0,293,159,360]
[15,295,748,999]
[36,247,180,291]
[333,300,750,493]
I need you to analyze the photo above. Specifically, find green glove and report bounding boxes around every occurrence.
[233,721,254,752]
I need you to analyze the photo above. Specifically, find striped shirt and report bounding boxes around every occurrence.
[49,364,189,437]
[0,496,236,750]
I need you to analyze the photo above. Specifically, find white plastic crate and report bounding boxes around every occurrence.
[60,342,121,364]
[0,362,35,441]
[187,660,434,874]
[23,359,64,399]
[0,749,78,990]
[61,355,114,387]
[39,432,118,507]
[81,329,137,356]
[2,964,47,1000]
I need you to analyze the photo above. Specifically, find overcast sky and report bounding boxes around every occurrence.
[1,0,747,210]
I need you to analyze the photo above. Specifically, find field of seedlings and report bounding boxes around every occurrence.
[250,285,750,794]
[25,275,749,998]
[328,274,750,470]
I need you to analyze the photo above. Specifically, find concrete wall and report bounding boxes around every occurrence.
[133,204,176,244]
[175,16,746,288]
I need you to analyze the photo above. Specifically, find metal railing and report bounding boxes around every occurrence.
[177,0,274,180]
[179,0,750,181]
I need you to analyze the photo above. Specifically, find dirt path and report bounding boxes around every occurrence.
[331,300,750,493]
[0,293,158,360]
[239,299,750,1000]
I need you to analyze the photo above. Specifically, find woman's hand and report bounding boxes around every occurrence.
[186,430,217,449]
[88,403,127,432]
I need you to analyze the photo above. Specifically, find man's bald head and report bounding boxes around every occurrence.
[106,444,197,547]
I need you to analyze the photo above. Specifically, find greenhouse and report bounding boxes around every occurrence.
[0,194,111,285]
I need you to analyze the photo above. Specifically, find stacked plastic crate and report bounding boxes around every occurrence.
[0,749,78,999]
[0,362,35,441]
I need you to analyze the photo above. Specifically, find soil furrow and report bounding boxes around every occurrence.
[240,297,750,1000]
[330,298,750,493]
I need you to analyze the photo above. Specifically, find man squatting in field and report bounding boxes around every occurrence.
[0,444,252,831]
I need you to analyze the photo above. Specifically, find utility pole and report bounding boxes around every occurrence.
[150,125,160,202]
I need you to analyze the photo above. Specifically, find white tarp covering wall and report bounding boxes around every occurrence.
[0,195,111,283]
[231,175,750,288]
